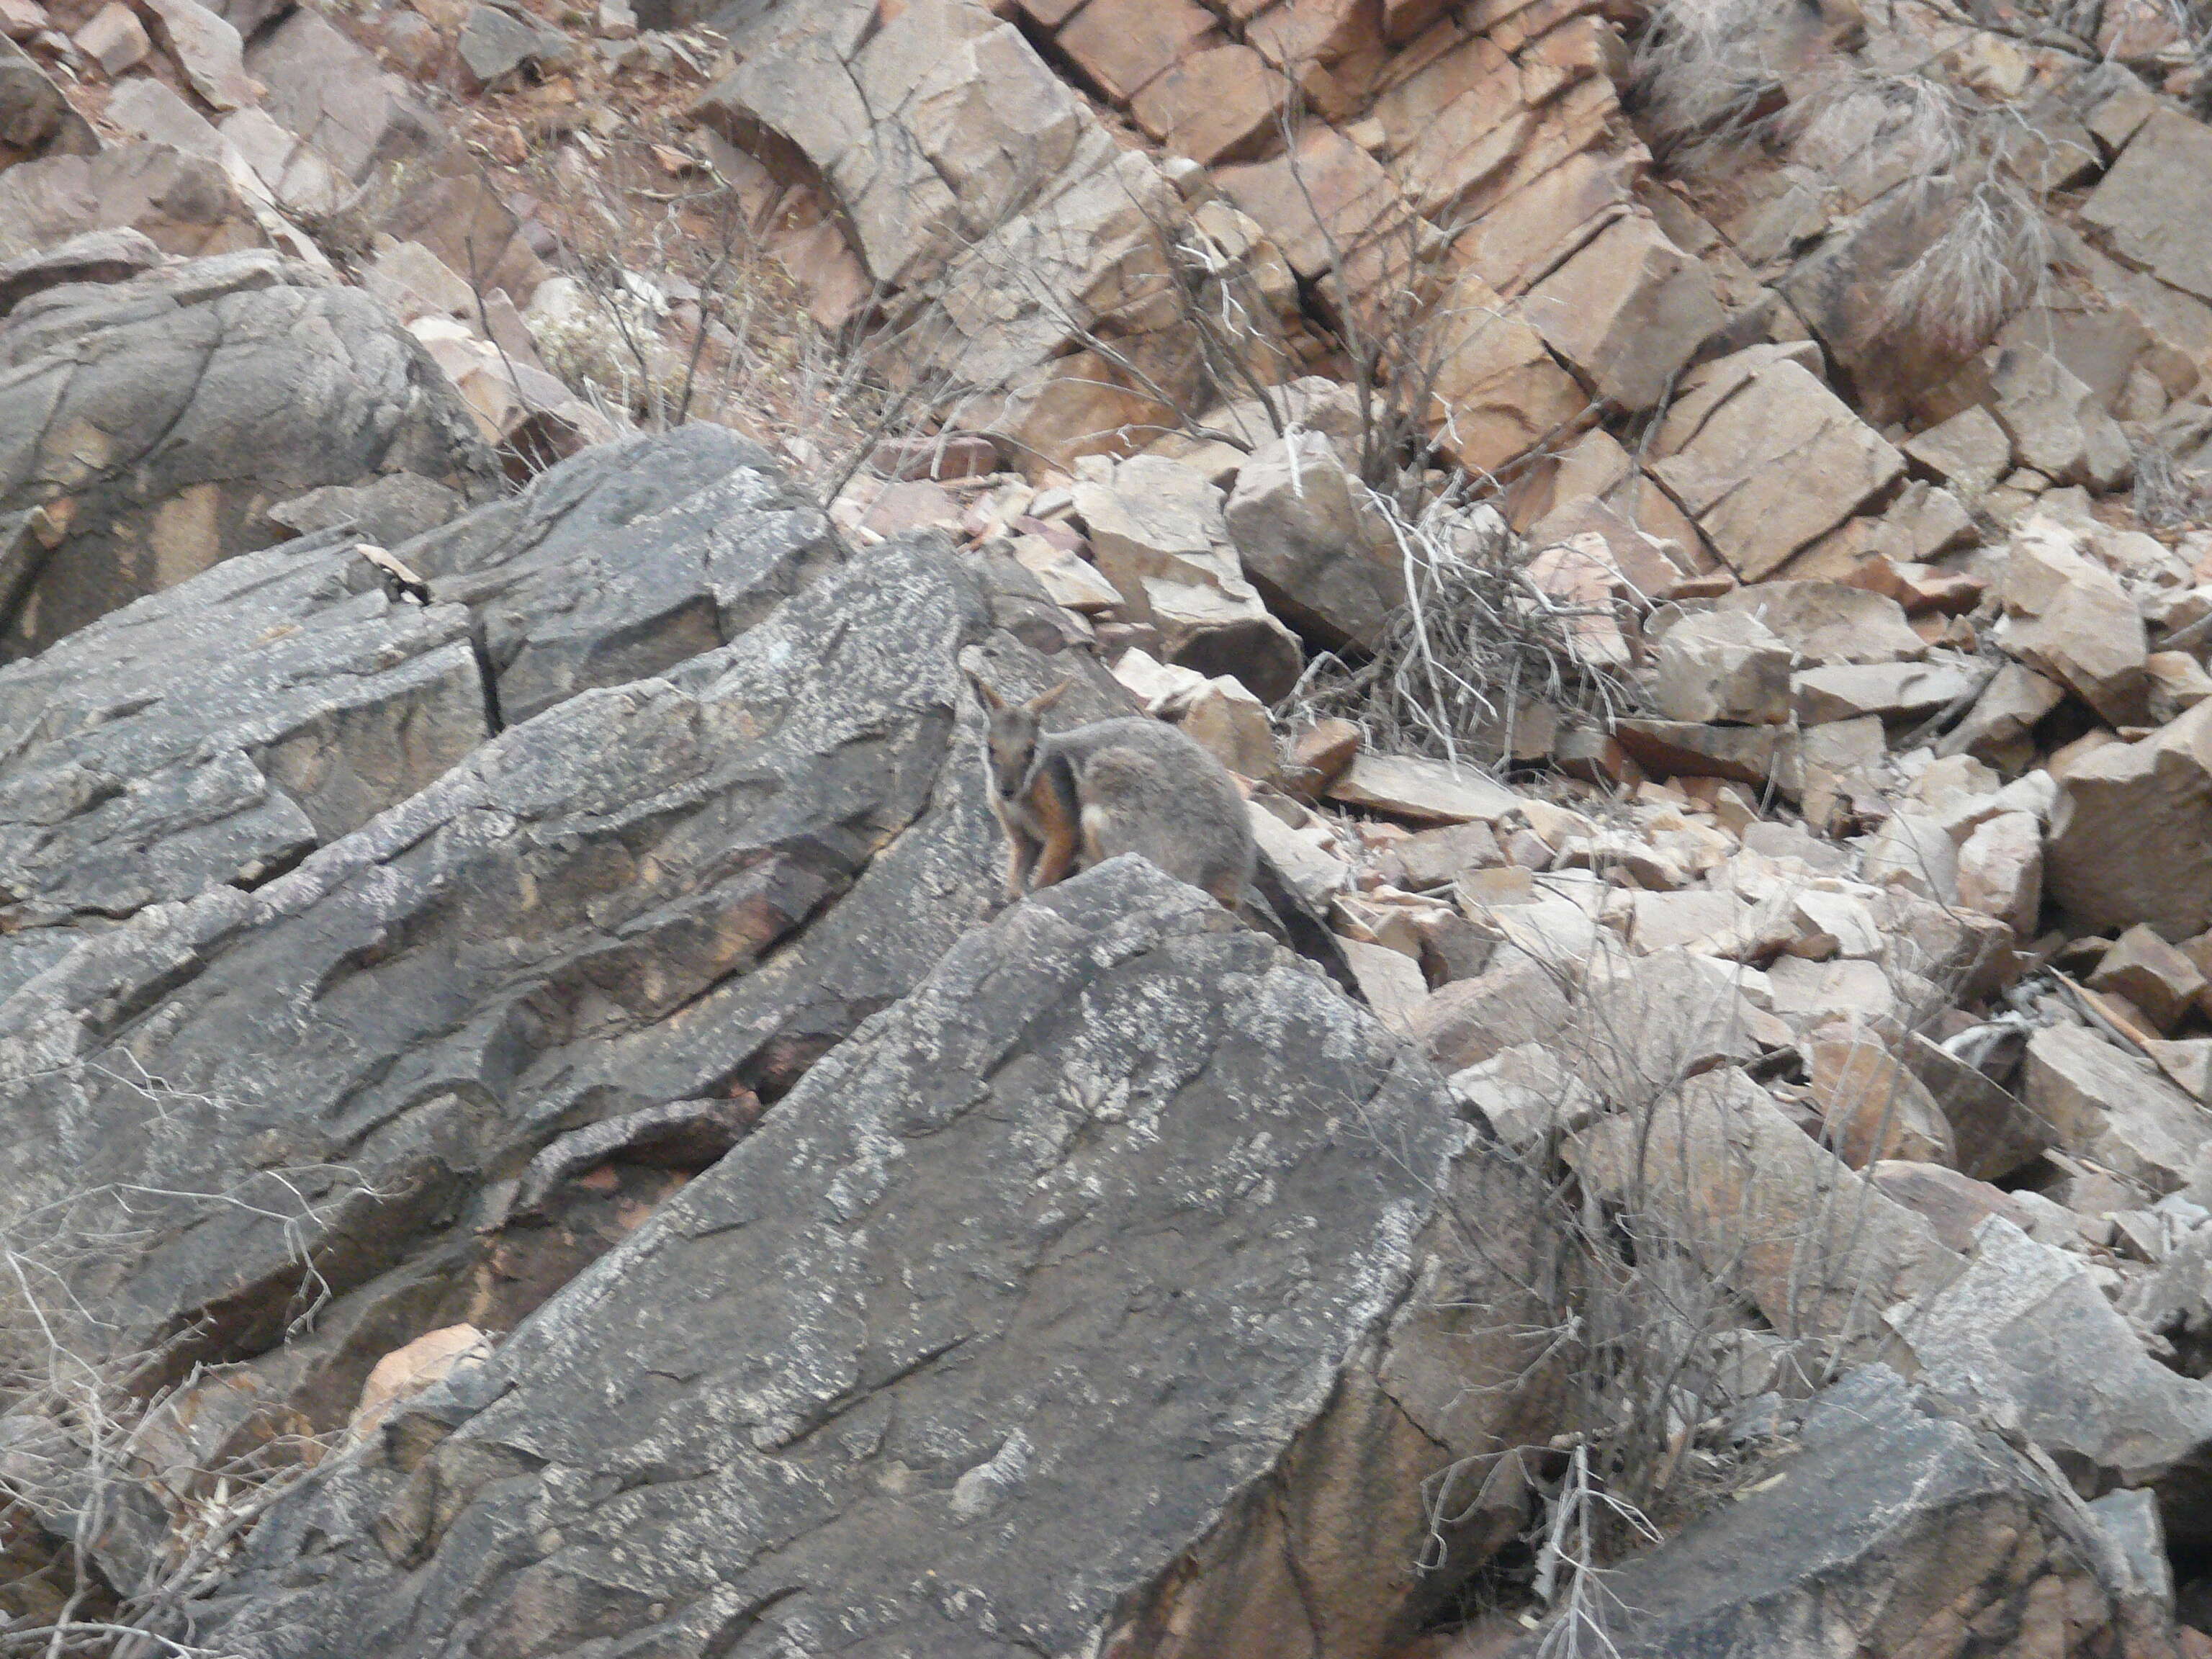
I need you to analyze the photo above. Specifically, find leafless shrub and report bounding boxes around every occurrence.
[2131,433,2212,531]
[1627,0,1787,166]
[1880,174,2051,356]
[1411,866,2018,1648]
[0,1064,382,1658]
[1287,498,1636,772]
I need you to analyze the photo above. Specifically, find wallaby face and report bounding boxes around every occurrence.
[971,675,1070,799]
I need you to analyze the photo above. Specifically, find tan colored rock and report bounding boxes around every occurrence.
[1861,814,1960,906]
[1901,1032,2050,1182]
[1652,346,1907,581]
[1339,938,1428,1033]
[1285,717,1359,794]
[1523,534,1630,670]
[1903,403,2013,500]
[1764,956,1898,1031]
[1390,821,1501,890]
[1789,889,1884,961]
[1937,662,2066,773]
[1848,553,1985,618]
[1408,948,1573,1071]
[2039,705,2212,933]
[1808,1029,1959,1170]
[1448,1042,1599,1153]
[1519,213,1726,413]
[361,238,474,323]
[132,0,254,110]
[73,0,148,71]
[1572,1067,1960,1349]
[1056,0,1218,102]
[1954,810,2042,938]
[218,106,346,219]
[1222,430,1401,652]
[1997,518,2149,727]
[1611,719,1792,789]
[1073,455,1303,701]
[1127,42,1284,164]
[2082,108,2212,307]
[1710,580,1925,665]
[1246,801,1351,907]
[1791,659,1983,725]
[1215,123,1400,280]
[1651,608,1792,725]
[351,1323,494,1436]
[1424,268,1589,476]
[1867,1161,2036,1254]
[1007,533,1122,613]
[1987,347,2132,492]
[1177,675,1277,780]
[2089,924,2208,1035]
[2023,1022,2211,1193]
[1326,752,1521,824]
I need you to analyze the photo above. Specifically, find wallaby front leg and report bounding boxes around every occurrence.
[1031,819,1081,890]
[1005,831,1039,899]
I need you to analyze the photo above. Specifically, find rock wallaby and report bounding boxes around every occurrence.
[968,672,1257,909]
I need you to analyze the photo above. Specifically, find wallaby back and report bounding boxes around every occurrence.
[1038,715,1256,907]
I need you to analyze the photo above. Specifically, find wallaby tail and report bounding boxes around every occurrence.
[1244,853,1364,1003]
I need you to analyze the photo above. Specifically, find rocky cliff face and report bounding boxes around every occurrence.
[13,0,2212,1655]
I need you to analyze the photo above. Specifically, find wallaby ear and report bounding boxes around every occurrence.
[966,670,1008,713]
[1028,676,1077,714]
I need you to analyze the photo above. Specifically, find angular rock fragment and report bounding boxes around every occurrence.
[2047,700,2212,935]
[1791,658,1984,725]
[0,252,495,657]
[1519,212,1726,413]
[2024,1024,2212,1193]
[2090,924,2209,1035]
[1651,608,1791,725]
[1955,809,2043,938]
[1651,346,1907,580]
[1074,454,1302,701]
[1572,1067,1960,1349]
[1808,1028,1959,1169]
[1897,1219,2212,1496]
[1510,1364,2174,1657]
[1223,430,1402,653]
[1709,580,1925,665]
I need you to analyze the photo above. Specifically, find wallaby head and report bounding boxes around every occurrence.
[968,673,1074,799]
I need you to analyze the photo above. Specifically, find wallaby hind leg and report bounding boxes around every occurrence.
[1028,761,1084,892]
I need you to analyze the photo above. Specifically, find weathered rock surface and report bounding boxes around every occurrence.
[1511,1364,2172,1657]
[0,517,1034,1370]
[1651,346,1907,581]
[2048,699,2212,935]
[0,251,495,659]
[1224,428,1403,652]
[1650,608,1791,725]
[0,428,839,981]
[1899,1220,2212,1515]
[210,859,1558,1659]
[2023,1023,2211,1194]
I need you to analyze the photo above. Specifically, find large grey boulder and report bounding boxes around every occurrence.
[0,531,1030,1378]
[1510,1364,2172,1656]
[211,859,1560,1658]
[0,251,495,658]
[1894,1220,2212,1516]
[397,423,840,724]
[0,428,837,992]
